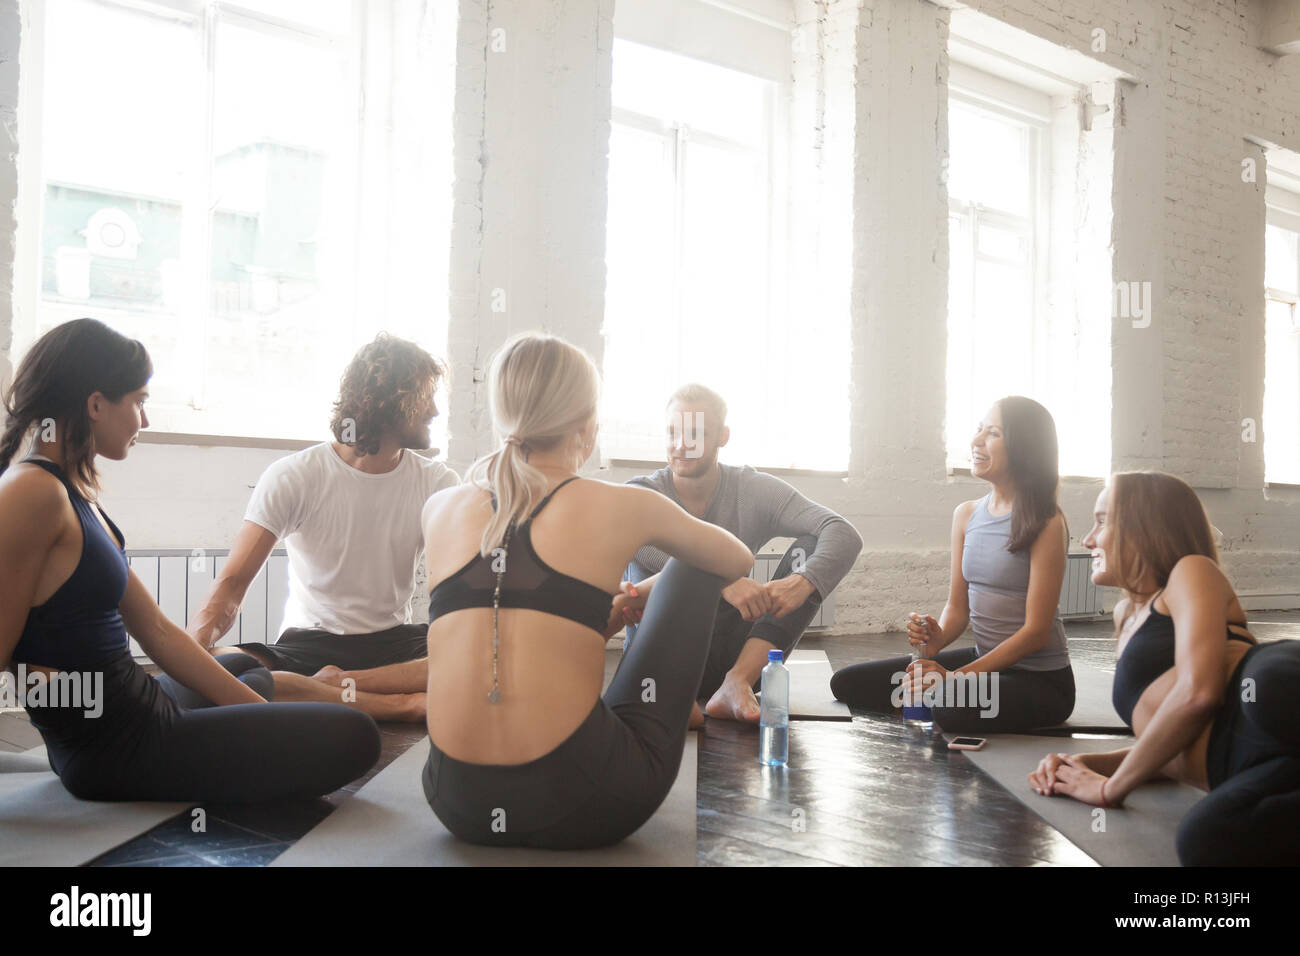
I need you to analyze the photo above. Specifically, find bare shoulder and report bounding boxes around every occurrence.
[1112,595,1132,629]
[952,499,978,528]
[421,481,485,525]
[0,465,70,548]
[1163,554,1230,603]
[0,463,68,513]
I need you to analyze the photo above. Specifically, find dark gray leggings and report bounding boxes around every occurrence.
[34,651,381,804]
[423,558,726,849]
[625,535,823,701]
[829,646,1076,733]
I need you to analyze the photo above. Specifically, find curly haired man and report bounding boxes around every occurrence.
[186,335,459,722]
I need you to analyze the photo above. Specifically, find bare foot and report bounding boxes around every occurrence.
[704,678,762,723]
[312,665,346,687]
[688,700,705,730]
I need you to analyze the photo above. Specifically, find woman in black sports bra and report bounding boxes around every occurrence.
[1027,471,1300,865]
[1,319,380,802]
[419,332,753,849]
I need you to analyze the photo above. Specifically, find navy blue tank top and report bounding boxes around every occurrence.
[427,477,614,634]
[11,458,132,670]
[1112,593,1254,727]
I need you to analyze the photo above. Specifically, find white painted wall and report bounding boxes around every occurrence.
[1,0,1297,634]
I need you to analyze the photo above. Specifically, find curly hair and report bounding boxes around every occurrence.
[329,334,446,454]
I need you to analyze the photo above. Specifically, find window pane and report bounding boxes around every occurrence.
[37,0,201,408]
[948,101,1031,216]
[601,123,677,456]
[1264,299,1300,483]
[1265,223,1299,295]
[197,20,356,438]
[611,39,768,146]
[976,222,1031,263]
[226,0,353,34]
[677,140,770,465]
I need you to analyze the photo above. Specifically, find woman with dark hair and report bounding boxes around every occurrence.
[0,318,380,802]
[830,397,1075,732]
[1029,472,1300,865]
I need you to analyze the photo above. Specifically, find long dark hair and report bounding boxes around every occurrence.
[997,395,1063,553]
[1,318,153,492]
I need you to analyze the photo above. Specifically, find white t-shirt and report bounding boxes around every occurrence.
[244,443,460,636]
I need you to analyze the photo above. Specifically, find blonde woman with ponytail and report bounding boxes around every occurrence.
[419,332,752,848]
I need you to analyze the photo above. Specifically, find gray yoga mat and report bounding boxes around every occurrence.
[785,649,851,721]
[0,747,188,867]
[953,732,1205,866]
[272,734,699,867]
[1047,663,1128,733]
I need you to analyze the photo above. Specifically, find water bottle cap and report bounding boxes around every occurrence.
[768,650,784,662]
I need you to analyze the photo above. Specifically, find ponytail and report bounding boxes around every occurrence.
[470,440,550,558]
[468,332,601,557]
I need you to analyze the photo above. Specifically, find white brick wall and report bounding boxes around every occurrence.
[0,0,1297,634]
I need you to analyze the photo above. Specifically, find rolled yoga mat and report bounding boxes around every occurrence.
[272,734,700,867]
[0,747,189,867]
[951,732,1205,866]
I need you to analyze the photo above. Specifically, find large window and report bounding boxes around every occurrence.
[15,0,455,445]
[946,80,1048,468]
[602,38,850,471]
[1264,176,1300,484]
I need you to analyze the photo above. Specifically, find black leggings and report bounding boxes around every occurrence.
[1176,641,1300,865]
[829,646,1076,733]
[29,651,381,803]
[423,558,725,849]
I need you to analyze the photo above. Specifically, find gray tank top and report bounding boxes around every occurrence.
[960,495,1069,672]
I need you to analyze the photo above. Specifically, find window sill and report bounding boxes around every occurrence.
[948,466,1106,483]
[605,458,850,478]
[136,431,441,457]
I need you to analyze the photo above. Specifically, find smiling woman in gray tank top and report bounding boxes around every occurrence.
[830,396,1075,733]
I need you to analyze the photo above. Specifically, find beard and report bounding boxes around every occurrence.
[396,422,433,450]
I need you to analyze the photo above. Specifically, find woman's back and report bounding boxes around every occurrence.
[423,476,654,765]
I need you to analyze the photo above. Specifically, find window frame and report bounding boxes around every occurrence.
[1263,181,1300,487]
[944,75,1052,471]
[603,42,797,468]
[12,0,367,443]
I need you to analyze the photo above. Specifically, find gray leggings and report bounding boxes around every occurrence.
[625,535,823,701]
[422,558,725,849]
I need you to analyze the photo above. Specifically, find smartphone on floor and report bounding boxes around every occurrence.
[947,736,987,751]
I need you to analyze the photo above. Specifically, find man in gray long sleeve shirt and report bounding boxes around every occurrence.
[624,385,863,724]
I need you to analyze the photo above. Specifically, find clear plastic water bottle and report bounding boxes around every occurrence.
[759,649,789,766]
[902,648,934,727]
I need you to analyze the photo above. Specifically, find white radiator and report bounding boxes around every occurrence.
[125,549,428,661]
[1059,552,1111,619]
[752,552,836,628]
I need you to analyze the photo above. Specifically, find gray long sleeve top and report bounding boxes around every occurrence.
[627,464,863,599]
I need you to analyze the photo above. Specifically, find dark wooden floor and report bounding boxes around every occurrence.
[4,611,1297,866]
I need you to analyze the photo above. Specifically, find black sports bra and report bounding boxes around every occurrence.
[1112,592,1254,727]
[426,477,614,634]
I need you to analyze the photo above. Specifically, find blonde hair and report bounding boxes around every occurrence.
[467,332,601,557]
[667,383,727,431]
[1108,471,1220,624]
